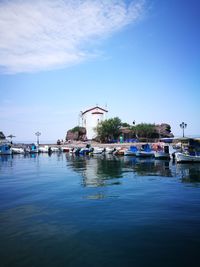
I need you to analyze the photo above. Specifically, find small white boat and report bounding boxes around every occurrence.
[176,152,200,163]
[92,147,105,154]
[26,144,38,153]
[154,151,170,159]
[11,147,25,154]
[154,146,170,159]
[0,143,12,155]
[39,146,49,153]
[50,147,60,152]
[105,147,116,154]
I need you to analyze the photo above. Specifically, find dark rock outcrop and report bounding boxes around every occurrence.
[66,127,87,141]
[155,123,174,138]
[0,131,6,140]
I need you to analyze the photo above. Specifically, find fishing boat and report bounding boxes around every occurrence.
[11,147,25,154]
[175,152,200,163]
[26,144,38,153]
[79,147,93,155]
[173,138,200,163]
[38,146,49,153]
[136,144,155,157]
[105,147,116,154]
[0,143,12,155]
[113,147,126,156]
[92,147,105,154]
[50,147,60,152]
[154,145,170,159]
[60,146,70,152]
[124,146,138,156]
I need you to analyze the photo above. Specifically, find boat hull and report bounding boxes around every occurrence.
[124,150,137,156]
[154,151,170,159]
[11,147,24,154]
[0,144,12,155]
[136,151,155,157]
[176,152,200,163]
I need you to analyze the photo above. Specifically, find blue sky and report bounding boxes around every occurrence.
[0,0,199,142]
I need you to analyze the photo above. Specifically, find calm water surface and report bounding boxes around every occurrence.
[0,153,200,267]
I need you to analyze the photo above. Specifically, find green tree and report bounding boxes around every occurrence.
[133,123,158,139]
[71,126,82,133]
[96,117,122,142]
[121,122,130,127]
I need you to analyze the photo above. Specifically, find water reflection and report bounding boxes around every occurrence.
[0,155,14,170]
[65,154,122,187]
[133,158,172,177]
[65,154,200,187]
[1,153,200,186]
[176,163,200,183]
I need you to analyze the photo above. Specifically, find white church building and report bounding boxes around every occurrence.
[80,106,108,140]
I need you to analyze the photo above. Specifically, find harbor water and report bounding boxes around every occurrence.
[0,153,200,267]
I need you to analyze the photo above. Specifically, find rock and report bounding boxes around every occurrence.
[0,131,6,140]
[66,127,87,141]
[155,123,174,138]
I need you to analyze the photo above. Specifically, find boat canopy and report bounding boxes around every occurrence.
[130,146,138,152]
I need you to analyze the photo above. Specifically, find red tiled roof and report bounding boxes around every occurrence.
[82,106,108,115]
[92,112,103,115]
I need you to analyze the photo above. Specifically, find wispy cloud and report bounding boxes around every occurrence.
[0,0,145,74]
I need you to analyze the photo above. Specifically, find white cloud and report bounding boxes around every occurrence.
[0,0,145,74]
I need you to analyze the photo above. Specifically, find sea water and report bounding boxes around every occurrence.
[0,153,200,267]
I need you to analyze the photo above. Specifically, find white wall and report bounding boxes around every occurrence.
[82,107,107,139]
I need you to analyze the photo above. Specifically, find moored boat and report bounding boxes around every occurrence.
[124,146,138,156]
[79,147,93,155]
[105,147,116,154]
[113,147,126,156]
[154,151,170,159]
[136,144,155,157]
[11,147,25,154]
[61,146,70,152]
[154,145,170,159]
[92,147,105,154]
[25,144,38,153]
[38,146,49,153]
[50,147,60,152]
[175,152,200,163]
[0,143,12,155]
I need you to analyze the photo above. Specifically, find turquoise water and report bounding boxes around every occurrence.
[0,153,200,267]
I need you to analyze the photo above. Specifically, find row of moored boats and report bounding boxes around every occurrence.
[1,142,200,163]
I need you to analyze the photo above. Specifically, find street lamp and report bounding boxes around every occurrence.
[180,122,187,137]
[35,132,41,146]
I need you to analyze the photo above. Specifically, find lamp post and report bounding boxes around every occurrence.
[35,132,41,146]
[133,120,138,140]
[180,122,187,137]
